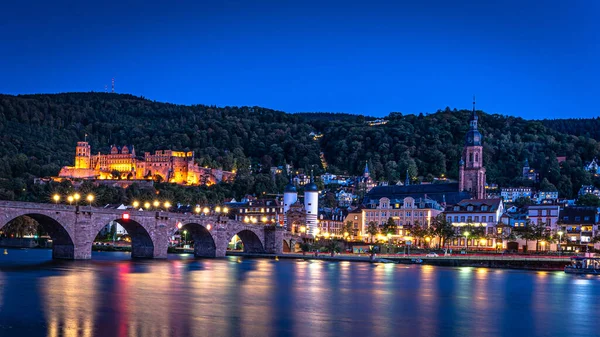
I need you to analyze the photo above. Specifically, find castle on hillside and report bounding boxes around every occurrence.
[58,141,235,185]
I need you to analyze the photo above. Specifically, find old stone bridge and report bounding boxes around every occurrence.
[0,201,300,259]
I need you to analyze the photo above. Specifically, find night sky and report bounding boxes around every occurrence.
[1,0,598,118]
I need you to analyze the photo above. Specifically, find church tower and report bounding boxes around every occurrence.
[459,98,486,199]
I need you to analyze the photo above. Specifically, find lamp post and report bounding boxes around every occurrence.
[195,206,201,215]
[202,207,210,216]
[52,194,60,204]
[73,193,81,205]
[164,201,171,212]
[67,195,74,205]
[144,202,151,210]
[133,201,140,209]
[153,200,160,210]
[387,233,392,255]
[558,231,563,256]
[464,231,470,252]
[86,194,94,207]
[183,230,187,247]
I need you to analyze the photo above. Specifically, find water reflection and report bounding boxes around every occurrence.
[42,268,97,337]
[1,250,600,337]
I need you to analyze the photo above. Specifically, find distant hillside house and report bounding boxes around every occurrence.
[522,159,539,183]
[58,141,235,186]
[585,158,599,176]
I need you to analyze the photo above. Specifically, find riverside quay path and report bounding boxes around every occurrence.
[0,201,294,259]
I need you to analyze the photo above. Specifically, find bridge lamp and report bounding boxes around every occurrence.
[177,222,183,229]
[223,207,229,214]
[133,201,140,209]
[52,194,60,204]
[244,216,249,223]
[251,217,257,224]
[86,194,94,205]
[153,200,160,209]
[261,216,268,223]
[74,193,81,203]
[215,206,221,213]
[203,207,210,215]
[206,224,212,230]
[67,196,74,205]
[122,213,130,220]
[144,202,151,210]
[195,206,201,214]
[164,201,171,211]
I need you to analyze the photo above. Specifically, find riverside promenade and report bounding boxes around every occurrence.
[228,252,573,271]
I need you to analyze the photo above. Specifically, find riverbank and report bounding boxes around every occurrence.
[227,252,572,271]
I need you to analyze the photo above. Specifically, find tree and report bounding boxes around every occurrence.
[111,170,121,180]
[430,215,455,253]
[366,221,379,243]
[299,242,311,256]
[576,194,600,207]
[514,197,533,209]
[529,222,550,252]
[539,178,557,192]
[514,221,536,252]
[382,217,397,236]
[342,221,354,239]
[409,222,430,248]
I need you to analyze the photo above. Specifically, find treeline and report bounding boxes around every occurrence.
[0,93,598,202]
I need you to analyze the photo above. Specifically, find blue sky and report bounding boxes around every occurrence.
[1,0,598,118]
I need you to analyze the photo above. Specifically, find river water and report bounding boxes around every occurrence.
[0,249,598,337]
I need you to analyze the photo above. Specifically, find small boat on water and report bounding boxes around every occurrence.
[410,258,423,264]
[564,256,600,275]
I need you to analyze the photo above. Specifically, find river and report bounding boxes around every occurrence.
[0,248,598,337]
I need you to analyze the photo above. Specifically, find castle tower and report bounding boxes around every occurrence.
[304,170,319,235]
[459,98,486,199]
[75,141,91,169]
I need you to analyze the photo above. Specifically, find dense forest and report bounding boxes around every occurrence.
[0,92,598,204]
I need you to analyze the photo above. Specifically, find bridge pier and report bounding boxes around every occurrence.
[264,226,284,255]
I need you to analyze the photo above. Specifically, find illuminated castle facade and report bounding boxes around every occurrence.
[59,141,235,185]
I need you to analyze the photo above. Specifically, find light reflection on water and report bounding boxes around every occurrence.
[1,249,600,337]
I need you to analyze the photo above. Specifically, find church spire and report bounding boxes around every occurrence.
[470,95,478,130]
[363,161,369,177]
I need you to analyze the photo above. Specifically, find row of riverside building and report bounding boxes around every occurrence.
[224,102,600,252]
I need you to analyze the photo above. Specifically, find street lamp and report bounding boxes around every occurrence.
[215,206,221,214]
[558,230,564,256]
[300,226,306,235]
[73,193,81,205]
[133,201,140,209]
[223,207,229,214]
[202,207,210,215]
[183,230,187,247]
[195,206,201,214]
[387,233,392,254]
[464,231,470,252]
[153,200,160,209]
[144,202,151,210]
[67,195,74,205]
[86,194,94,207]
[164,201,171,211]
[52,194,60,204]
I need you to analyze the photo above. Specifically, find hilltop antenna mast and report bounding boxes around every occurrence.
[111,78,115,93]
[104,85,108,93]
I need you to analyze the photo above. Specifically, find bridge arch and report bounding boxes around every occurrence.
[92,218,155,258]
[179,223,217,257]
[1,213,75,259]
[227,228,265,254]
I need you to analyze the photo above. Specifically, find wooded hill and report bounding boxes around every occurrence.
[0,92,598,203]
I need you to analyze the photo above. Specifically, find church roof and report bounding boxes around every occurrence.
[364,183,472,206]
